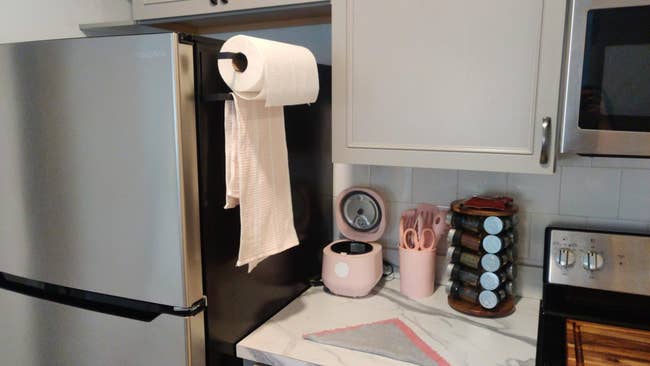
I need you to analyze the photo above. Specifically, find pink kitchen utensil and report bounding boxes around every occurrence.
[431,206,450,255]
[399,209,417,250]
[402,225,436,251]
[400,206,436,251]
[415,204,438,250]
[418,209,437,251]
[398,203,441,299]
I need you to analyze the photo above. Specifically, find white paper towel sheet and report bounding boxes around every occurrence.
[217,35,319,107]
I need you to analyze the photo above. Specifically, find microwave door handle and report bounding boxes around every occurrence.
[540,117,551,165]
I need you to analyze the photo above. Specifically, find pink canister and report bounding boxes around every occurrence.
[399,245,436,299]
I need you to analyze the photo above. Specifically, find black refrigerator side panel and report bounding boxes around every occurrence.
[191,38,333,365]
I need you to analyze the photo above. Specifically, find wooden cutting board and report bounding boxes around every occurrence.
[566,319,650,366]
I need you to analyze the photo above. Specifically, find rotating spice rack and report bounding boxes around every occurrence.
[445,198,518,318]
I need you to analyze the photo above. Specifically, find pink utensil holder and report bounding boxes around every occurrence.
[399,247,436,299]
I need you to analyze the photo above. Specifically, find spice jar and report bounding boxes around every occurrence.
[447,247,513,272]
[447,229,514,254]
[446,281,510,309]
[446,212,514,235]
[445,263,481,287]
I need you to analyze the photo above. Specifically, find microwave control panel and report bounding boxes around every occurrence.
[547,228,650,297]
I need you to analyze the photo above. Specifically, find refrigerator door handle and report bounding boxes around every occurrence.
[173,296,208,317]
[0,272,206,322]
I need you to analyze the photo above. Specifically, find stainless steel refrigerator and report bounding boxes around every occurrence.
[0,33,332,366]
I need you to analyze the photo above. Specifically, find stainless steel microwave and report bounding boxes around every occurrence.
[560,0,650,156]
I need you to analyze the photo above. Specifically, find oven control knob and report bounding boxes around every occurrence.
[582,251,604,271]
[555,248,575,269]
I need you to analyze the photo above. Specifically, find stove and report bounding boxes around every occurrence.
[537,227,650,365]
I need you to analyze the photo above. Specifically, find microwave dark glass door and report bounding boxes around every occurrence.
[578,5,650,132]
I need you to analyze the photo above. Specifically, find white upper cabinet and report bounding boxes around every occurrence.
[133,0,326,21]
[332,0,567,174]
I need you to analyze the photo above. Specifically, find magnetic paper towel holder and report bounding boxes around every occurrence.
[203,51,248,102]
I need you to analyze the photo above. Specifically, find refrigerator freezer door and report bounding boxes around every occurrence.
[0,285,203,366]
[0,33,202,308]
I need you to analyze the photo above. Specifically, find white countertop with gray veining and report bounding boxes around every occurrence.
[237,279,539,366]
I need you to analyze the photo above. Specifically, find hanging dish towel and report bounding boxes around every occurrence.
[220,35,319,272]
[224,94,299,272]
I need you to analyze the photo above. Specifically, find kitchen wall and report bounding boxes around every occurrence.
[0,1,131,44]
[334,156,650,298]
[209,24,332,65]
[208,25,650,298]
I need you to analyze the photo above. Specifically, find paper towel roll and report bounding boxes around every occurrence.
[217,35,319,107]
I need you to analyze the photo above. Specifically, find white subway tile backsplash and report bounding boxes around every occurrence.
[434,255,448,286]
[333,163,370,197]
[370,166,413,203]
[333,160,650,285]
[507,172,561,213]
[380,201,413,248]
[412,168,458,205]
[557,154,592,167]
[514,265,543,299]
[559,167,621,218]
[382,247,400,268]
[584,217,649,233]
[591,157,650,170]
[515,213,532,264]
[619,169,650,221]
[528,214,587,266]
[331,197,341,240]
[458,171,507,198]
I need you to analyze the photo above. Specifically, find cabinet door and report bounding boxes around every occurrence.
[332,0,566,174]
[566,319,650,366]
[133,0,325,21]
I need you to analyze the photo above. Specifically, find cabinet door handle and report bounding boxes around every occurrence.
[540,117,551,165]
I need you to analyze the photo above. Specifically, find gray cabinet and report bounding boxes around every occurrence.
[332,0,567,174]
[133,0,327,21]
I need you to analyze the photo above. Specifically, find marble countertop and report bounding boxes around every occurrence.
[237,279,539,366]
